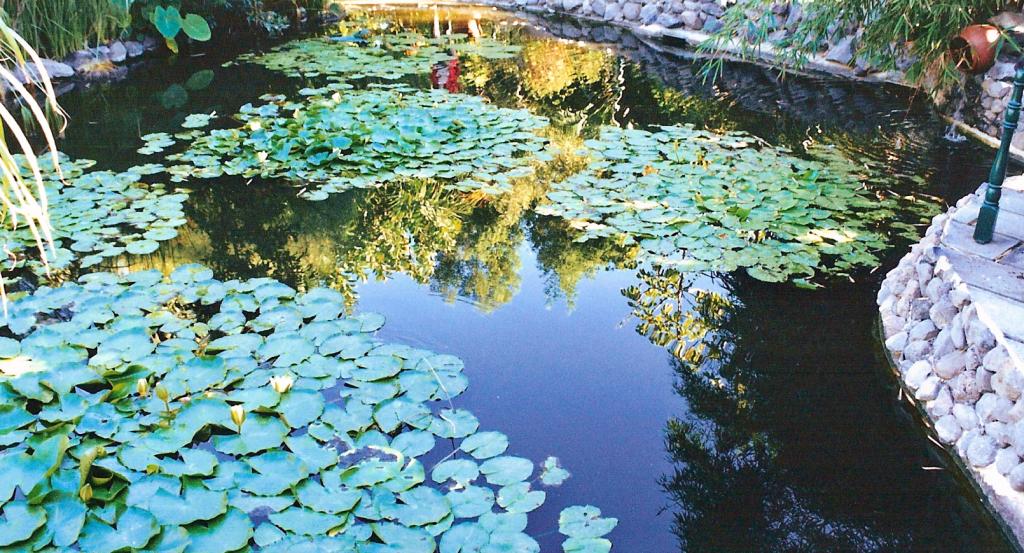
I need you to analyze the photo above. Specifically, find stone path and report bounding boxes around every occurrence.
[945,176,1024,367]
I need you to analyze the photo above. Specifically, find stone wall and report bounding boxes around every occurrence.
[878,200,1024,544]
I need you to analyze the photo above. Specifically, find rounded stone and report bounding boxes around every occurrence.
[967,434,997,467]
[929,299,957,329]
[884,331,908,353]
[996,447,1021,475]
[977,392,1013,423]
[954,403,981,430]
[1010,463,1024,492]
[909,319,938,341]
[935,414,962,444]
[926,386,953,418]
[915,376,941,401]
[933,350,965,380]
[905,360,932,389]
[903,340,931,363]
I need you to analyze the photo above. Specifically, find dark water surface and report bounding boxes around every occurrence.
[55,6,1014,551]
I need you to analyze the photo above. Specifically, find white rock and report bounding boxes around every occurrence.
[958,429,981,457]
[967,319,997,352]
[950,284,971,307]
[950,313,966,349]
[929,299,957,328]
[967,434,997,466]
[908,319,938,341]
[905,360,932,389]
[1009,398,1024,423]
[991,369,1019,401]
[903,340,931,363]
[987,421,1010,445]
[932,327,954,359]
[915,376,942,401]
[680,9,700,28]
[977,368,994,393]
[109,41,127,63]
[996,447,1020,474]
[951,370,981,403]
[639,2,659,23]
[825,35,856,65]
[927,386,953,418]
[1010,463,1024,491]
[954,403,981,430]
[621,2,640,19]
[935,414,963,443]
[933,350,965,380]
[884,331,909,353]
[977,392,1012,422]
[603,3,621,20]
[1012,421,1024,456]
[984,346,1014,373]
[910,298,931,322]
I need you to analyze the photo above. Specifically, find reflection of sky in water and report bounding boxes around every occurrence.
[53,6,1015,551]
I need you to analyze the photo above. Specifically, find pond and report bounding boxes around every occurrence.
[5,5,1019,552]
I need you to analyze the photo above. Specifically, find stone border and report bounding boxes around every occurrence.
[878,202,1024,546]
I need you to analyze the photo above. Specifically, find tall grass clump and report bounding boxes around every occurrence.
[0,0,130,59]
[0,14,67,306]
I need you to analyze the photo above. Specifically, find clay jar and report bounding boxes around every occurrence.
[952,24,1001,74]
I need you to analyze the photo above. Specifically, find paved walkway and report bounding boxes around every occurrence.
[944,176,1024,366]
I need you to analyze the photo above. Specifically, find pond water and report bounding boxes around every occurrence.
[47,5,1015,551]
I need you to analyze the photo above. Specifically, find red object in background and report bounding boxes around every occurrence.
[952,24,1001,75]
[430,56,461,93]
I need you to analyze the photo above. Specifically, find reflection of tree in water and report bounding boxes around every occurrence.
[628,268,1011,552]
[129,177,566,312]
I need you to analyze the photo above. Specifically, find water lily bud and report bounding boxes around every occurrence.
[230,404,246,432]
[270,374,294,394]
[136,378,150,398]
[248,120,262,131]
[155,384,169,402]
[257,151,269,163]
[79,483,93,502]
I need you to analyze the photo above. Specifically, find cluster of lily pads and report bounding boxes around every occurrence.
[230,31,520,82]
[536,125,923,284]
[154,84,550,200]
[0,265,616,551]
[0,155,188,282]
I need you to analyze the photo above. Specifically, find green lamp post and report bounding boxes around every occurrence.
[975,66,1024,244]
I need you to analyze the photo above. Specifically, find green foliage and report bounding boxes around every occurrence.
[0,0,130,58]
[702,0,1014,89]
[0,267,602,550]
[159,84,550,200]
[537,125,935,283]
[143,3,212,53]
[0,154,188,282]
[231,31,521,81]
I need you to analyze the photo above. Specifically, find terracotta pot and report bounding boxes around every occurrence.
[952,24,1001,74]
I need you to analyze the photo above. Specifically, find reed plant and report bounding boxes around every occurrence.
[0,0,130,59]
[0,14,66,306]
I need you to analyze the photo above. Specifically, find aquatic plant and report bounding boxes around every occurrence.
[160,84,550,200]
[0,155,188,282]
[0,266,611,551]
[537,125,932,283]
[0,0,129,59]
[231,31,521,82]
[0,16,68,297]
